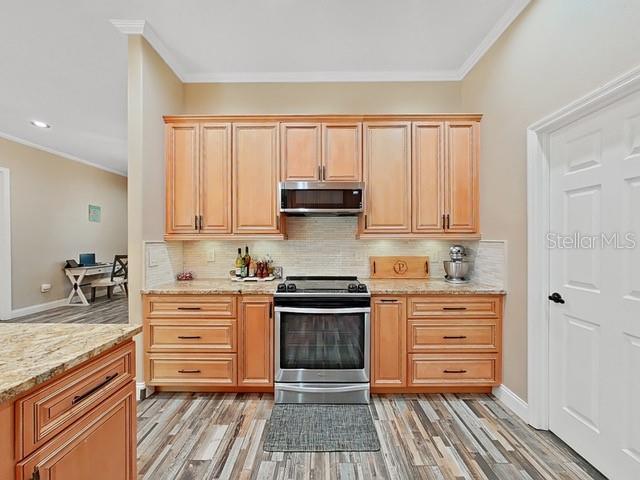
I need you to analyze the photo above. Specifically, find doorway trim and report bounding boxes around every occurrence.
[0,167,11,320]
[527,65,640,429]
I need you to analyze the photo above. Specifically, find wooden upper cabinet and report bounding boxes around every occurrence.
[239,296,273,386]
[166,123,199,234]
[371,297,407,388]
[233,123,281,234]
[280,123,321,181]
[322,123,362,181]
[362,122,412,233]
[413,122,445,233]
[445,121,479,233]
[200,123,232,233]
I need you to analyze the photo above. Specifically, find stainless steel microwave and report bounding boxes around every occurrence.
[278,181,364,216]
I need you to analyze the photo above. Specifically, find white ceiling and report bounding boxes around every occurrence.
[0,0,529,175]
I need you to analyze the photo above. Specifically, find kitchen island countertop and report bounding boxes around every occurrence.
[0,323,141,405]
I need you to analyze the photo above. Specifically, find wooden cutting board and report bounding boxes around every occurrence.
[369,256,430,279]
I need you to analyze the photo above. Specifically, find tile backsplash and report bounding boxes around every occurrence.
[145,217,505,288]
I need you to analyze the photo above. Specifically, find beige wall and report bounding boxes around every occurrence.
[0,138,127,310]
[127,37,183,332]
[184,82,462,114]
[460,0,640,400]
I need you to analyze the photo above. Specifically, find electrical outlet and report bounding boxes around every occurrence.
[207,247,215,263]
[41,283,51,293]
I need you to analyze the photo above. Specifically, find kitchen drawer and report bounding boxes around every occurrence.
[16,341,134,458]
[148,320,237,353]
[408,320,497,352]
[148,354,237,385]
[408,354,497,386]
[408,296,500,319]
[145,295,236,319]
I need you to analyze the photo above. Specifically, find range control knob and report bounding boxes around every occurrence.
[276,283,287,292]
[347,283,358,292]
[357,284,368,293]
[286,283,297,292]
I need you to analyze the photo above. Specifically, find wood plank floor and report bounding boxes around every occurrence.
[12,296,128,324]
[137,392,606,480]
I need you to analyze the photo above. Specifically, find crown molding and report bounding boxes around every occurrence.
[112,1,529,84]
[182,70,461,83]
[457,0,531,79]
[0,130,127,177]
[110,19,186,82]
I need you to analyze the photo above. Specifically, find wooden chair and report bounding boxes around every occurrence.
[90,255,128,302]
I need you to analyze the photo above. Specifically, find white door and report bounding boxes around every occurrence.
[549,90,640,479]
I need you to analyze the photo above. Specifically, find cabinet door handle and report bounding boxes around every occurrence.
[443,369,467,374]
[195,215,198,230]
[318,165,322,180]
[199,215,203,230]
[446,214,450,230]
[178,335,202,340]
[72,373,118,405]
[177,306,202,311]
[442,306,467,311]
[322,165,326,180]
[178,369,201,374]
[364,215,368,229]
[425,261,429,274]
[443,335,467,339]
[379,299,398,303]
[442,214,446,229]
[269,302,273,319]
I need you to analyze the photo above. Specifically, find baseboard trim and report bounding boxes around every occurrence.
[8,298,68,319]
[7,289,116,320]
[136,382,151,401]
[492,384,529,423]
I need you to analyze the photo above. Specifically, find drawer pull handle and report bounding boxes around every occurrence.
[443,369,467,374]
[380,299,398,303]
[178,335,202,340]
[443,335,467,339]
[178,369,201,374]
[442,307,467,311]
[177,307,202,311]
[72,373,118,405]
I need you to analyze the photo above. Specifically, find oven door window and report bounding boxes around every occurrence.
[280,312,365,370]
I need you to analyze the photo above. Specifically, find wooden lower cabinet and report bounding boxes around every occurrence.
[372,294,503,392]
[16,382,136,480]
[239,296,273,386]
[371,297,407,388]
[143,294,273,390]
[0,340,137,480]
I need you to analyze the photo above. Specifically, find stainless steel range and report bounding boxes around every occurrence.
[274,276,370,404]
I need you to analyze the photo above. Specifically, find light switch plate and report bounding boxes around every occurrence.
[147,249,160,267]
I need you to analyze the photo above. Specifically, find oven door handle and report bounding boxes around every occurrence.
[274,307,371,314]
[276,384,369,393]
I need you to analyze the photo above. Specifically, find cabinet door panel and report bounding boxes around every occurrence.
[413,122,445,233]
[281,123,321,181]
[17,382,136,480]
[239,297,273,386]
[233,124,280,234]
[322,123,362,181]
[445,121,479,233]
[371,297,406,387]
[200,123,232,233]
[166,123,199,234]
[363,122,411,233]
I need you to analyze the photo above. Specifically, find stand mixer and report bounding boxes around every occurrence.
[443,245,471,284]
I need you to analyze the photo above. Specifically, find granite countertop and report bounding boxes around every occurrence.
[0,323,142,405]
[142,278,505,295]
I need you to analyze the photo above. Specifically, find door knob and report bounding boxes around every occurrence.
[548,292,565,304]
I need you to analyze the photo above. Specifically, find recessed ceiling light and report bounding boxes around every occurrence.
[30,120,51,129]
